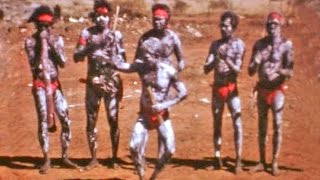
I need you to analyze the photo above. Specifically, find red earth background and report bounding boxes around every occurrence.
[0,0,320,179]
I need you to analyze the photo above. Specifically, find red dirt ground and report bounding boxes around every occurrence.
[0,5,319,180]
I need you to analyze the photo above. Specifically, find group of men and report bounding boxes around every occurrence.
[24,0,293,179]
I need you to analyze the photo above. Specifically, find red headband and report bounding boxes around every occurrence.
[153,9,169,19]
[37,14,53,23]
[267,12,282,24]
[96,7,109,15]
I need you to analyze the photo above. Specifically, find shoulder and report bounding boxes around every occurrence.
[232,38,245,46]
[25,36,36,47]
[48,33,64,46]
[253,37,268,49]
[139,29,154,41]
[166,29,180,41]
[232,38,245,51]
[282,38,293,49]
[80,27,93,37]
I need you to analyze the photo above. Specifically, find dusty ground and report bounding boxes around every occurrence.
[0,3,320,180]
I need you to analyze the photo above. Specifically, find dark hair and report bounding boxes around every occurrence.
[89,0,112,21]
[220,11,239,29]
[93,0,112,12]
[152,3,171,20]
[27,5,54,23]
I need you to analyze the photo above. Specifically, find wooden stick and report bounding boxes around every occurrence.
[146,86,164,124]
[40,32,57,133]
[112,5,120,32]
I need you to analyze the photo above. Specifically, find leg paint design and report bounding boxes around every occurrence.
[212,97,224,158]
[228,95,243,174]
[129,120,148,179]
[151,120,175,179]
[105,95,120,161]
[271,91,284,176]
[33,89,50,154]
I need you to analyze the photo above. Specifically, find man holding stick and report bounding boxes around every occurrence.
[25,5,79,174]
[73,0,126,169]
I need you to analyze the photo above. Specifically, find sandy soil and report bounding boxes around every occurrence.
[0,4,320,180]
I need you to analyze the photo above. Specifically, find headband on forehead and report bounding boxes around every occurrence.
[37,14,53,23]
[267,12,282,24]
[95,6,109,15]
[153,8,169,19]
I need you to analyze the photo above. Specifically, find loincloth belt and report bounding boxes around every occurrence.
[256,84,284,105]
[143,110,169,130]
[33,79,59,92]
[213,82,237,101]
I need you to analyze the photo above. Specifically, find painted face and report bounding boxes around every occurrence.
[266,22,281,38]
[220,17,233,39]
[152,16,167,30]
[95,14,109,28]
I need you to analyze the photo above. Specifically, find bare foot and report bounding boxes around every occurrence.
[272,162,280,176]
[234,160,243,174]
[62,157,83,171]
[39,159,51,174]
[250,162,266,173]
[111,159,120,169]
[84,159,100,171]
[213,157,223,170]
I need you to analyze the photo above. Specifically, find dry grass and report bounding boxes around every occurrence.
[113,0,148,18]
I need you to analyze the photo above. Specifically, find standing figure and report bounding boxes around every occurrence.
[96,4,187,179]
[203,11,245,174]
[248,12,293,176]
[25,5,79,174]
[134,3,185,72]
[73,0,126,169]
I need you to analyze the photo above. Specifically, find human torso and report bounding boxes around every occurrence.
[137,29,179,65]
[82,27,119,77]
[25,33,62,80]
[136,62,176,114]
[211,38,244,85]
[255,37,291,88]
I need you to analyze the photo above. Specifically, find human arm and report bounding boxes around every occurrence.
[152,73,187,112]
[173,33,185,72]
[25,37,37,77]
[278,40,294,78]
[223,40,245,74]
[73,29,94,63]
[248,42,261,76]
[203,42,216,74]
[48,34,66,68]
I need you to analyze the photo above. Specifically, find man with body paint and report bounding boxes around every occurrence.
[95,4,187,179]
[248,12,294,176]
[134,3,185,72]
[73,0,126,170]
[203,11,245,174]
[25,5,79,174]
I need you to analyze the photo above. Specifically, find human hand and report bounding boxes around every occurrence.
[40,30,49,39]
[152,103,166,112]
[93,49,109,61]
[178,60,185,72]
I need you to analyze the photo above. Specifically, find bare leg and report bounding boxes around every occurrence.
[250,95,268,173]
[85,86,101,170]
[39,153,51,174]
[150,120,175,179]
[212,96,224,169]
[227,95,243,174]
[105,95,120,169]
[271,91,284,176]
[130,120,148,180]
